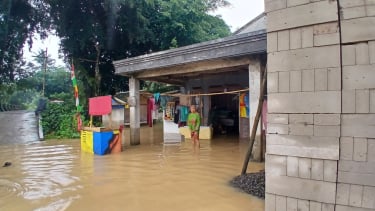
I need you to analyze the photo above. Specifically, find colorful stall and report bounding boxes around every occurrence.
[80,95,123,155]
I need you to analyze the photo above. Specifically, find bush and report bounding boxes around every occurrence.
[41,93,82,139]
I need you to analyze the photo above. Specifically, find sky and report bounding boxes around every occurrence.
[23,0,265,67]
[211,0,264,32]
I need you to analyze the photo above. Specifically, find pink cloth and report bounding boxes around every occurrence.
[89,95,112,115]
[147,98,155,127]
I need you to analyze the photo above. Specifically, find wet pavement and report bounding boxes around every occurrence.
[0,111,40,144]
[0,111,265,211]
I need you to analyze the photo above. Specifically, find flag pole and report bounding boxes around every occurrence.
[71,58,82,131]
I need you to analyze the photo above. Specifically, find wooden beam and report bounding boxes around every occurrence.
[241,65,267,175]
[142,77,185,86]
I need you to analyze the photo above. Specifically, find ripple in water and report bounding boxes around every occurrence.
[0,179,25,199]
[0,133,264,210]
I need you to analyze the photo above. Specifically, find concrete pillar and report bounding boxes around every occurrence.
[203,95,210,126]
[129,77,140,145]
[249,59,262,161]
[264,0,349,209]
[202,84,210,126]
[337,2,375,211]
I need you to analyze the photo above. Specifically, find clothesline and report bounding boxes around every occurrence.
[112,88,250,106]
[161,88,250,97]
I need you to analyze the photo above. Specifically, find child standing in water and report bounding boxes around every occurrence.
[187,105,201,147]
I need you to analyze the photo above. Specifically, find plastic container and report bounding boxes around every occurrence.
[199,126,213,139]
[179,126,212,139]
[80,130,94,153]
[93,131,113,155]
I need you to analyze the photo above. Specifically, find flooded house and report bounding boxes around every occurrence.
[114,1,375,210]
[114,13,267,161]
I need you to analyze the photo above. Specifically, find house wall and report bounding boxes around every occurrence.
[337,1,375,210]
[103,107,124,128]
[265,0,375,210]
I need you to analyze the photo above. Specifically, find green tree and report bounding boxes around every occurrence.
[45,0,230,97]
[1,0,230,92]
[0,0,231,138]
[0,0,49,83]
[45,67,71,96]
[143,81,179,93]
[149,0,231,50]
[16,49,58,94]
[8,89,39,110]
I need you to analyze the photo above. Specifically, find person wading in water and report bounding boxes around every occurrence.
[187,105,201,149]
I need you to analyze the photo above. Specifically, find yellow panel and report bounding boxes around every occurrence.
[81,130,94,154]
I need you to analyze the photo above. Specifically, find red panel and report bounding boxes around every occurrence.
[89,95,112,115]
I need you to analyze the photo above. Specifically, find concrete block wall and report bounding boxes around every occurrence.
[265,0,375,210]
[338,0,375,210]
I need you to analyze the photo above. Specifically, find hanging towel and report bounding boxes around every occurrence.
[180,106,189,122]
[147,98,154,127]
[239,93,247,118]
[244,93,250,117]
[153,93,160,105]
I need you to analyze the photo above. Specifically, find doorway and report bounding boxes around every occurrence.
[209,94,239,136]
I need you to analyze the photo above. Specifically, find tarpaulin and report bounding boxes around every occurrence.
[89,95,112,115]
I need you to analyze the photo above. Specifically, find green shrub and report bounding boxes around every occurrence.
[41,93,82,139]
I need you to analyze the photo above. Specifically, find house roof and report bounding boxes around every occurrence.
[113,13,267,85]
[232,13,266,35]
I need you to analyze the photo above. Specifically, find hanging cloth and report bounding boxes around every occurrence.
[147,98,154,127]
[244,93,250,117]
[71,62,82,131]
[174,105,180,124]
[180,106,189,122]
[239,93,247,118]
[153,93,160,105]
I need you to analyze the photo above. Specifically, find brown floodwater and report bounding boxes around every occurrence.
[0,112,264,211]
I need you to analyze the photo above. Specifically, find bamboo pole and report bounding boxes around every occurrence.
[241,66,267,175]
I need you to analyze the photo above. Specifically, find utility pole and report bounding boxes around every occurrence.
[77,43,101,96]
[32,48,48,96]
[42,48,48,97]
[94,43,101,96]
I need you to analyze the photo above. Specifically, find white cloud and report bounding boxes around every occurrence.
[23,34,65,67]
[211,0,265,32]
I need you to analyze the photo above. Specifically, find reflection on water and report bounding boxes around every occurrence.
[0,123,264,211]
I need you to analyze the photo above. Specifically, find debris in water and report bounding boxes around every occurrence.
[2,162,12,167]
[230,170,265,199]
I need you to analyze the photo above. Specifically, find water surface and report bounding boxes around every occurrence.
[0,112,264,211]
